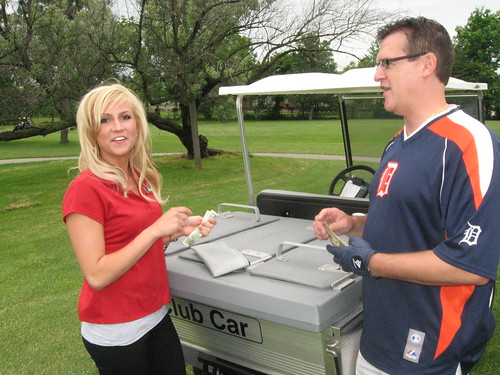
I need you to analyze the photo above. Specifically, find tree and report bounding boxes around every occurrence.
[252,32,338,120]
[114,0,391,157]
[2,0,393,154]
[0,0,120,141]
[354,41,379,69]
[453,7,499,120]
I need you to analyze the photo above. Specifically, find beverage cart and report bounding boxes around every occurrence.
[165,67,487,375]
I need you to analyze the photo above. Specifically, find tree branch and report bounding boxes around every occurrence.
[0,121,73,141]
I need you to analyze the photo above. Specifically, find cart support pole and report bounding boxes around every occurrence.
[338,96,353,167]
[236,95,255,206]
[478,90,485,124]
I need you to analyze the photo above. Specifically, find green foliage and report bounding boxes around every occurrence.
[2,0,393,149]
[273,33,338,75]
[453,7,499,120]
[0,0,120,124]
[355,41,379,69]
[210,97,238,122]
[132,0,259,104]
[254,33,339,120]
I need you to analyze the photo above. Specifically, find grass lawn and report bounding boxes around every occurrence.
[0,118,498,374]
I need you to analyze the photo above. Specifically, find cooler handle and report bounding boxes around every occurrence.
[218,203,260,222]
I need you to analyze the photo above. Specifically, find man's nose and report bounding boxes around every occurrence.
[374,65,386,83]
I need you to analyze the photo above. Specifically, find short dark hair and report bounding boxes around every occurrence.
[376,17,454,84]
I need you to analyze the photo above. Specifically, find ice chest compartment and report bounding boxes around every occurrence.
[166,207,363,375]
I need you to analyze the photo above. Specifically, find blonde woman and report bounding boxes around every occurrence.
[63,83,215,375]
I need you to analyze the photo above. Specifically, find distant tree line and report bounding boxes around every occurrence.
[0,1,497,157]
[0,0,391,156]
[452,8,499,120]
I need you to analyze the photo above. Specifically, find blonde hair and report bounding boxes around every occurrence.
[76,83,166,204]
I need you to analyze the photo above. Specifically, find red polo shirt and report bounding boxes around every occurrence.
[62,169,170,324]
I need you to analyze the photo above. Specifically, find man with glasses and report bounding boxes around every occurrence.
[314,17,499,374]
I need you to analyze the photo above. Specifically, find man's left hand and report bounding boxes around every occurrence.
[326,237,377,277]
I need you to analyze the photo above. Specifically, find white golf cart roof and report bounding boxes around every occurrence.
[219,67,488,205]
[219,67,487,96]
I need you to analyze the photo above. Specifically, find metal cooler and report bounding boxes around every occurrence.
[165,199,366,375]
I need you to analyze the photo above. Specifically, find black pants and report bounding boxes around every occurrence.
[82,314,186,375]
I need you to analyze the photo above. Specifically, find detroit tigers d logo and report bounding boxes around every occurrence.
[376,161,399,198]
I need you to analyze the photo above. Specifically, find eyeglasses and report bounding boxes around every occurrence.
[375,52,428,70]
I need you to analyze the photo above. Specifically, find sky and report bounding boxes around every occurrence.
[112,0,498,68]
[335,0,499,68]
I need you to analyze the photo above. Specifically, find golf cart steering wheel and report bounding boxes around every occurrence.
[328,165,376,198]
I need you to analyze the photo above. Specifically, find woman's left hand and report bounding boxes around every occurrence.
[165,216,216,243]
[195,216,216,237]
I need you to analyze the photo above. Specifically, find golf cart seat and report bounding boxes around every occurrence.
[256,189,369,219]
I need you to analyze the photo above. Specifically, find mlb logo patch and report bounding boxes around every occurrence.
[410,334,421,344]
[403,329,425,363]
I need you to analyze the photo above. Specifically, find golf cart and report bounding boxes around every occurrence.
[164,67,487,375]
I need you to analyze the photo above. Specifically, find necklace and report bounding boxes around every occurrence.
[405,103,451,138]
[429,104,450,118]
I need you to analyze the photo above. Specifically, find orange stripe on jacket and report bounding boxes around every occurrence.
[428,117,482,209]
[434,285,475,359]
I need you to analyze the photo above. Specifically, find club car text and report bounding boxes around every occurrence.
[168,297,263,343]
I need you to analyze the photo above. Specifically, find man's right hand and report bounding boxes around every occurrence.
[313,207,354,240]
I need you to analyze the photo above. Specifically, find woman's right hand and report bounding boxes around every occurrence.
[152,206,193,239]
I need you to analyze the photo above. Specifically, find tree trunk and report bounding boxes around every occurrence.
[147,107,211,159]
[189,100,202,169]
[308,105,315,120]
[60,128,69,143]
[180,103,209,159]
